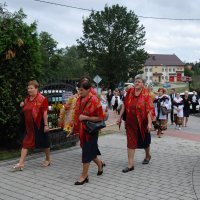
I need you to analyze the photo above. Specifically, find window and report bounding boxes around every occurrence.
[145,68,148,72]
[162,76,164,80]
[150,76,152,80]
[162,68,164,72]
[169,68,171,72]
[173,68,175,72]
[146,76,148,80]
[165,76,168,80]
[165,68,168,72]
[177,67,179,70]
[149,68,152,72]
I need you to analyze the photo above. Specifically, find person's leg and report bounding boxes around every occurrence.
[79,163,90,181]
[185,117,189,126]
[144,147,151,160]
[93,157,102,171]
[42,148,51,166]
[44,148,51,161]
[171,110,174,124]
[127,148,135,168]
[157,129,161,138]
[13,148,28,170]
[19,148,28,166]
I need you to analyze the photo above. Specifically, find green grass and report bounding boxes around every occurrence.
[0,149,20,161]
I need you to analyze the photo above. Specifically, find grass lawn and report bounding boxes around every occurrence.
[0,149,20,161]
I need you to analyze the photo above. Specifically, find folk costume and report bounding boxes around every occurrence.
[74,92,104,163]
[22,93,49,149]
[154,95,171,132]
[173,97,184,126]
[124,87,154,149]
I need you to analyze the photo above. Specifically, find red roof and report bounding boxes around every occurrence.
[145,54,184,66]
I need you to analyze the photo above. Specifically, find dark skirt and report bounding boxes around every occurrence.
[183,109,190,117]
[23,119,50,149]
[137,130,151,149]
[126,127,151,149]
[34,121,50,149]
[82,132,101,163]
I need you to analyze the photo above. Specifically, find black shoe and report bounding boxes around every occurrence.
[97,162,106,176]
[74,177,89,185]
[122,166,134,173]
[142,155,151,164]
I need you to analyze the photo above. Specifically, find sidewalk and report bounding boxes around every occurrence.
[0,113,200,200]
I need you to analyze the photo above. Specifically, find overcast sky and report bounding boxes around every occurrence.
[3,0,200,63]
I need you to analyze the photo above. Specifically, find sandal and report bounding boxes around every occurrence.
[42,160,51,167]
[142,155,151,164]
[122,166,134,173]
[12,163,24,171]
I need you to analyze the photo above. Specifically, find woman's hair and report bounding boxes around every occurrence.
[28,80,39,88]
[158,88,165,93]
[77,79,91,90]
[134,74,146,84]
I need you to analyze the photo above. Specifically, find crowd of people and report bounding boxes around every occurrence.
[12,76,199,185]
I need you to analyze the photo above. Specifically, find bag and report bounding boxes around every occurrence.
[85,120,106,135]
[161,106,171,115]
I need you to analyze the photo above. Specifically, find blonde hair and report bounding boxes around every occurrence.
[28,80,39,88]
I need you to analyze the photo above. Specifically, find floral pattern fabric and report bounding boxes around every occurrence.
[23,93,48,148]
[124,87,154,148]
[74,92,104,148]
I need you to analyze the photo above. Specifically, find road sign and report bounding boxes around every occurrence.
[93,75,102,84]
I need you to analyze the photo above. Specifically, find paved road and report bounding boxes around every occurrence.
[0,113,200,200]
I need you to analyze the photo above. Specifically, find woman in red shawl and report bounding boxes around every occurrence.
[118,75,154,173]
[13,80,51,171]
[73,79,105,185]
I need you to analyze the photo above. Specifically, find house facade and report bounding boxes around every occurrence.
[143,54,184,84]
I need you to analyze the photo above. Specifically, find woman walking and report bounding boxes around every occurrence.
[182,91,191,127]
[118,75,154,172]
[73,79,105,185]
[13,80,51,171]
[174,93,184,130]
[154,88,171,138]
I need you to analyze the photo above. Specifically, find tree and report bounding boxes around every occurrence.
[39,31,60,80]
[190,63,200,93]
[0,5,42,147]
[77,4,148,88]
[57,45,85,79]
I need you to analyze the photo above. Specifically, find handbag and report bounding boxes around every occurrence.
[85,120,106,135]
[161,106,171,115]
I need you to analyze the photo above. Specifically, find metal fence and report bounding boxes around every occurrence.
[48,128,79,148]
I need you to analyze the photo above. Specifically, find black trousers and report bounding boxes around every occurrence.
[170,108,174,124]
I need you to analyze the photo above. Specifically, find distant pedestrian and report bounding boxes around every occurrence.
[107,89,113,109]
[169,88,176,124]
[191,91,199,114]
[73,79,105,185]
[117,74,154,173]
[154,88,171,138]
[173,93,184,130]
[111,89,122,115]
[13,80,51,171]
[183,91,191,127]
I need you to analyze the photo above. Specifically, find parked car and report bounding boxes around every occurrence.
[180,92,200,112]
[163,82,171,88]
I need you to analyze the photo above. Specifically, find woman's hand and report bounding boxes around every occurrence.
[20,102,25,107]
[44,125,49,133]
[147,123,152,133]
[117,116,122,125]
[79,114,89,121]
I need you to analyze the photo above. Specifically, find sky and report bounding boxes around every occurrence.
[2,0,200,63]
